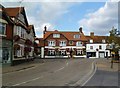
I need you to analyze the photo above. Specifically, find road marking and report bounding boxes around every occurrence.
[66,62,69,66]
[3,63,45,75]
[12,76,43,86]
[70,60,97,86]
[81,60,97,86]
[54,67,65,73]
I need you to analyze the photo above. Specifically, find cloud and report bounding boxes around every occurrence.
[1,1,76,37]
[78,1,118,36]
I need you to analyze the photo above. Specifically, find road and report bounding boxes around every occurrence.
[2,59,95,86]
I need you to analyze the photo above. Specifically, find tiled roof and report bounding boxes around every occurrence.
[5,7,24,17]
[86,35,108,43]
[44,30,87,41]
[36,38,44,47]
[28,25,36,37]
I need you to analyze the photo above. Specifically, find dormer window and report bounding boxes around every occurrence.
[74,34,80,38]
[53,34,60,38]
[76,41,82,46]
[0,22,6,36]
[90,39,93,43]
[102,39,106,43]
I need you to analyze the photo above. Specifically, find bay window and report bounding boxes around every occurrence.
[0,22,6,35]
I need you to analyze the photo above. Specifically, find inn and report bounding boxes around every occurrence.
[40,26,87,58]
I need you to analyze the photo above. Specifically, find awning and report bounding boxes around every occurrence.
[0,18,8,24]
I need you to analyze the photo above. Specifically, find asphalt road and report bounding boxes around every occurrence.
[2,59,95,86]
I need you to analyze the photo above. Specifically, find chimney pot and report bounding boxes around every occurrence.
[90,32,94,37]
[79,27,82,33]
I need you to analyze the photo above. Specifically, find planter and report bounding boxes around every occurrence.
[14,35,20,42]
[14,44,20,50]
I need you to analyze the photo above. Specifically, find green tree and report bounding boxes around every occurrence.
[108,27,120,53]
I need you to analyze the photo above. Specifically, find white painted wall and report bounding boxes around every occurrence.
[86,43,110,58]
[86,43,107,51]
[41,47,44,58]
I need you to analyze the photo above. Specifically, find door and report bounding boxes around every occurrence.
[2,48,9,63]
[99,52,105,58]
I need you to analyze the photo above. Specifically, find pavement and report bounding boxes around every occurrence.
[2,59,45,74]
[84,58,119,86]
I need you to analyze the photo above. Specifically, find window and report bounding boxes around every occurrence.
[99,45,102,49]
[59,50,66,56]
[59,41,66,46]
[74,34,80,38]
[48,50,55,56]
[69,41,73,45]
[48,41,55,46]
[0,23,6,35]
[77,50,83,55]
[102,39,106,43]
[90,39,93,43]
[53,34,60,38]
[90,46,93,49]
[76,41,82,46]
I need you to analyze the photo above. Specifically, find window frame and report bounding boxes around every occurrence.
[53,34,60,38]
[0,22,6,36]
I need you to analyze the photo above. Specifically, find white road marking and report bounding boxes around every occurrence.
[81,60,97,86]
[12,76,43,86]
[54,67,65,73]
[3,63,45,75]
[66,62,69,66]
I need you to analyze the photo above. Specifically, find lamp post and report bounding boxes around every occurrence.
[111,42,115,68]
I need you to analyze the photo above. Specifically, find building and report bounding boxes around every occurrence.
[4,7,36,64]
[41,26,87,58]
[0,5,14,64]
[86,32,111,58]
[0,5,36,65]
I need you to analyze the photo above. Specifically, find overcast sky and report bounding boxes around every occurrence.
[1,0,119,37]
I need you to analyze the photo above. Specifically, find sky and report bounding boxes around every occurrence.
[1,0,119,38]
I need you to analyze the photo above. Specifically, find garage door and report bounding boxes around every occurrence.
[99,52,105,58]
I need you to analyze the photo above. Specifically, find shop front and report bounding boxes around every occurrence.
[1,39,12,64]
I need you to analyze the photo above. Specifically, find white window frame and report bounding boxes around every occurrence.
[59,41,66,46]
[48,41,55,46]
[90,39,93,43]
[0,22,6,36]
[102,39,106,43]
[53,34,60,38]
[76,41,82,46]
[49,50,55,55]
[77,50,82,55]
[74,34,80,38]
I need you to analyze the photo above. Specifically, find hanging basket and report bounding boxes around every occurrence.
[14,44,20,50]
[14,35,20,42]
[25,39,32,45]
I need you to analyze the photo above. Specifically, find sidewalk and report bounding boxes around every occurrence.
[2,59,45,74]
[85,59,119,86]
[96,59,118,72]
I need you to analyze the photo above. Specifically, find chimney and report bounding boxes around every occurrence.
[79,27,83,33]
[43,26,47,34]
[90,32,94,37]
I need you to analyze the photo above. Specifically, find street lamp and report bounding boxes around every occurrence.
[111,42,115,68]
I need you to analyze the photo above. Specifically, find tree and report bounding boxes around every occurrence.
[108,27,120,54]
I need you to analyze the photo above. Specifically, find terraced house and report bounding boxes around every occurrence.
[0,5,36,65]
[41,26,87,58]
